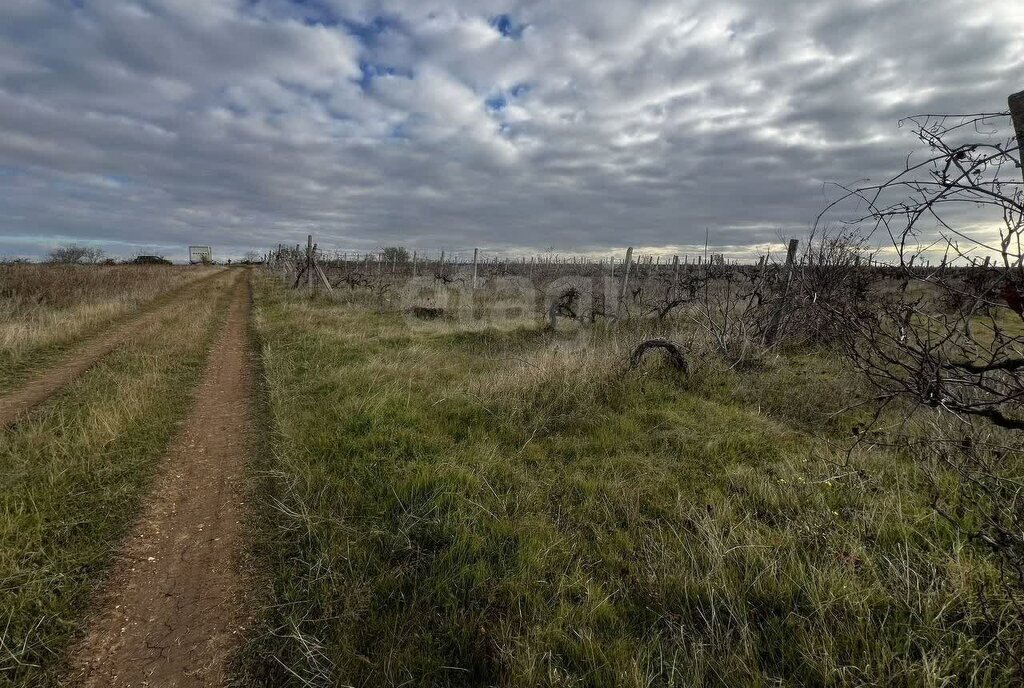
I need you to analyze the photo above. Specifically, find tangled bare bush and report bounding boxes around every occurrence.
[782,229,875,345]
[47,243,106,265]
[822,99,1024,671]
[823,107,1023,430]
[679,228,875,363]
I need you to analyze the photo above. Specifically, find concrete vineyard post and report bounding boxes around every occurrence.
[1009,90,1024,184]
[785,238,799,266]
[765,239,799,346]
[672,255,679,300]
[306,234,313,292]
[616,246,634,322]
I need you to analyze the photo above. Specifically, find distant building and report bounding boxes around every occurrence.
[189,245,213,264]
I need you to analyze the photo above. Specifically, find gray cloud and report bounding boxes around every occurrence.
[0,0,1021,261]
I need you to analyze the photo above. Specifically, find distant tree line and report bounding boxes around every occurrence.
[47,243,108,264]
[38,242,173,265]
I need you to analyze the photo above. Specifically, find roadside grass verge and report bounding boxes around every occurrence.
[0,271,238,686]
[241,277,1013,686]
[0,265,220,392]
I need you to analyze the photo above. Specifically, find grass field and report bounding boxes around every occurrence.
[238,276,1016,687]
[0,266,1018,687]
[0,270,236,685]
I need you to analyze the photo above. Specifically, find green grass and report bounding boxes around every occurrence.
[240,278,1014,687]
[0,272,236,686]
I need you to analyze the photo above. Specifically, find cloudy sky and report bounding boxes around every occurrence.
[1,0,1022,261]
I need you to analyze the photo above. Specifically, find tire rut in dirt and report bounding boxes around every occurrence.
[67,271,254,687]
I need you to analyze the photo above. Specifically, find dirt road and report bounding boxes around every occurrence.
[68,271,254,687]
[0,270,227,429]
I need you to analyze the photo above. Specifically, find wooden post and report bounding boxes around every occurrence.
[1009,90,1024,184]
[642,255,653,303]
[306,234,313,291]
[314,256,333,292]
[412,251,417,277]
[764,239,799,346]
[785,238,799,265]
[439,250,445,278]
[472,248,478,289]
[671,255,679,300]
[616,246,634,322]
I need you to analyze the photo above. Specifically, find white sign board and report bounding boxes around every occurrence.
[189,245,212,264]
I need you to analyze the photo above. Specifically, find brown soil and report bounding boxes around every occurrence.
[67,271,254,687]
[0,270,228,430]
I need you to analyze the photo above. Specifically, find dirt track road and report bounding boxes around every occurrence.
[68,270,254,687]
[0,270,227,430]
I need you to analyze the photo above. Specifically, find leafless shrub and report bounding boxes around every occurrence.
[546,287,580,329]
[47,243,105,264]
[821,102,1024,671]
[822,108,1023,430]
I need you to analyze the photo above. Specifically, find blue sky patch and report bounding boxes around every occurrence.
[342,15,400,45]
[388,123,408,140]
[286,0,343,26]
[357,61,412,91]
[485,94,507,112]
[490,14,526,39]
[486,83,530,112]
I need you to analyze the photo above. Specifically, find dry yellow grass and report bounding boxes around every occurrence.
[0,264,218,357]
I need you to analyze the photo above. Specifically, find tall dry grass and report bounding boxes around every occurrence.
[0,264,218,372]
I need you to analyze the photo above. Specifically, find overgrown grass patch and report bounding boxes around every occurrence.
[240,278,1012,687]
